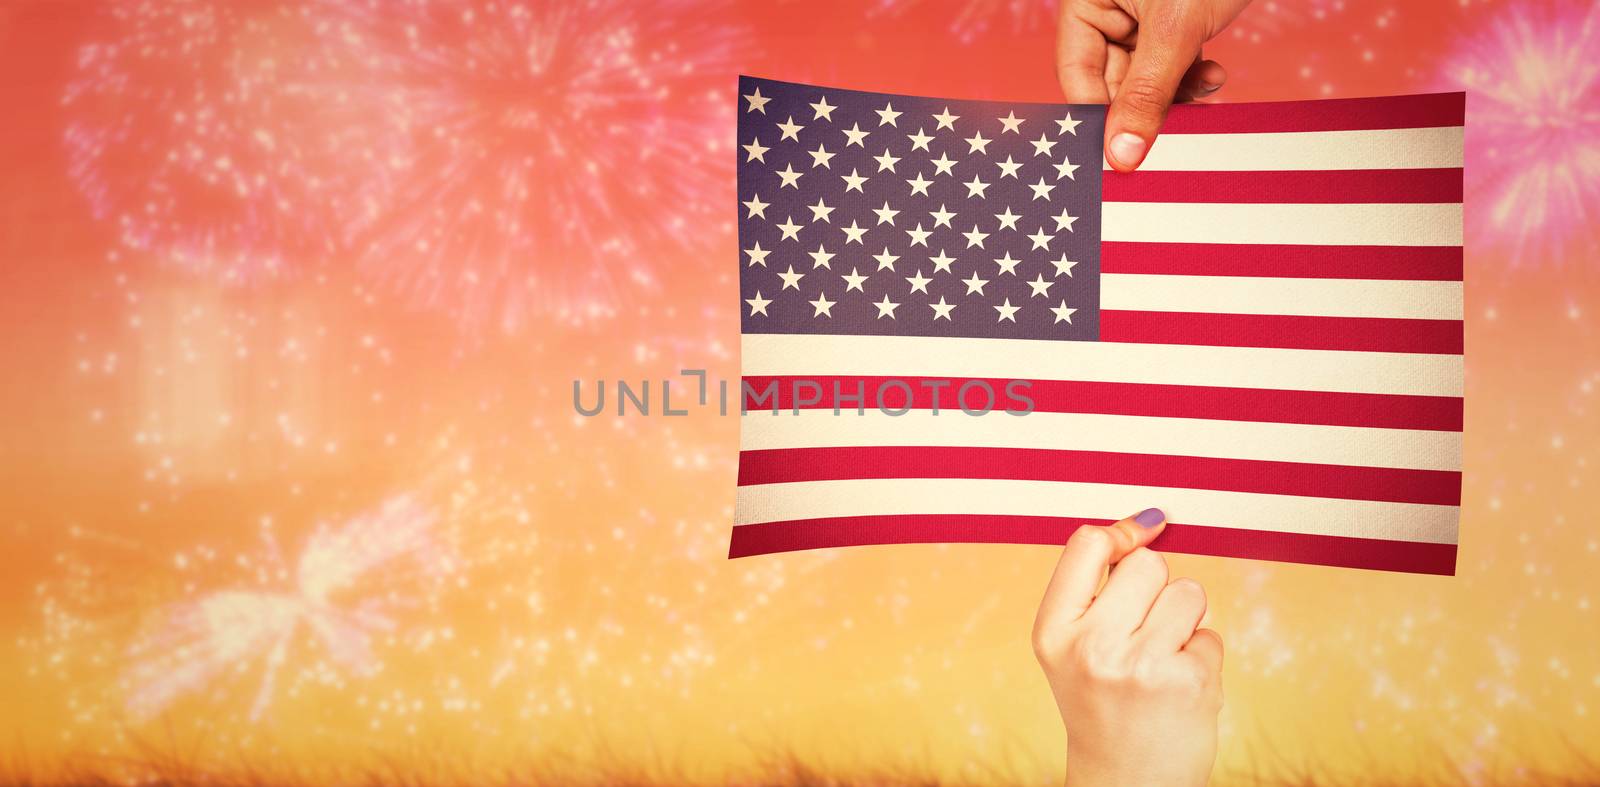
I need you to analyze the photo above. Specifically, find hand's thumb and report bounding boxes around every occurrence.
[1105,16,1202,171]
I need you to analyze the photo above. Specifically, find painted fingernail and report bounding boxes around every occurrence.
[1134,508,1165,528]
[1107,132,1147,169]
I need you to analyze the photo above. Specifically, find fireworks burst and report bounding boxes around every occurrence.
[321,0,741,334]
[872,0,1057,43]
[63,0,385,282]
[121,496,449,721]
[1440,1,1600,264]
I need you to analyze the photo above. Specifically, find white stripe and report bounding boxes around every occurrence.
[1102,202,1463,246]
[736,479,1459,544]
[740,334,1464,397]
[739,410,1460,471]
[1101,274,1463,320]
[1101,126,1464,171]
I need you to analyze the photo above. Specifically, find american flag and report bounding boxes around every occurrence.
[731,76,1464,575]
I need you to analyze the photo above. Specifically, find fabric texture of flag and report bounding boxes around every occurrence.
[731,76,1464,575]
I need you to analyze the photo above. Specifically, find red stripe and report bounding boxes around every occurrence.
[741,376,1464,431]
[1100,242,1463,280]
[1160,92,1464,134]
[728,515,1457,575]
[1103,168,1462,204]
[738,447,1461,506]
[1101,311,1463,354]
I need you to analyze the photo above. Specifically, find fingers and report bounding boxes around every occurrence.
[1174,58,1227,103]
[1056,10,1111,103]
[1184,627,1225,674]
[1104,7,1206,171]
[1036,509,1168,627]
[1137,577,1208,652]
[1084,545,1168,634]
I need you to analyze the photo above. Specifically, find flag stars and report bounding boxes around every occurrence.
[810,292,836,317]
[1052,209,1079,232]
[929,249,957,274]
[776,216,803,241]
[1051,300,1078,324]
[906,172,933,196]
[841,220,868,244]
[1028,177,1056,200]
[905,269,932,294]
[907,128,934,151]
[998,111,1025,134]
[809,244,836,269]
[777,115,804,141]
[905,223,932,247]
[1056,113,1082,135]
[933,106,960,131]
[744,241,771,267]
[778,265,806,290]
[930,296,957,320]
[776,163,803,188]
[965,131,992,154]
[841,267,869,292]
[1027,273,1054,297]
[931,152,958,176]
[745,291,771,315]
[873,201,901,225]
[743,86,771,114]
[995,297,1021,322]
[873,247,900,271]
[808,143,835,169]
[963,175,991,199]
[876,102,902,127]
[842,168,868,192]
[843,122,870,147]
[930,204,957,228]
[743,137,769,162]
[808,198,834,223]
[1051,254,1079,277]
[962,224,990,248]
[874,149,901,173]
[1030,133,1058,157]
[1027,227,1054,250]
[995,155,1022,178]
[873,295,901,319]
[994,251,1021,275]
[810,95,836,121]
[963,271,990,295]
[995,207,1021,231]
[1053,156,1080,180]
[742,194,769,219]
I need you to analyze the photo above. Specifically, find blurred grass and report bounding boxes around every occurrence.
[5,746,1600,787]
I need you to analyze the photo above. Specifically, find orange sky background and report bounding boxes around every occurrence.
[1,0,1598,783]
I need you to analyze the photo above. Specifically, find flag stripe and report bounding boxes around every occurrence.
[1102,168,1462,203]
[1101,311,1462,354]
[1101,274,1462,319]
[1103,127,1463,171]
[727,516,1458,575]
[1102,202,1462,246]
[1159,92,1464,134]
[741,334,1465,397]
[739,410,1461,471]
[735,479,1460,543]
[740,376,1464,431]
[737,447,1462,506]
[1100,242,1463,280]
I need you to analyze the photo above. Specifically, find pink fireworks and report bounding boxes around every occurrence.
[319,0,742,334]
[63,0,384,282]
[1440,1,1600,264]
